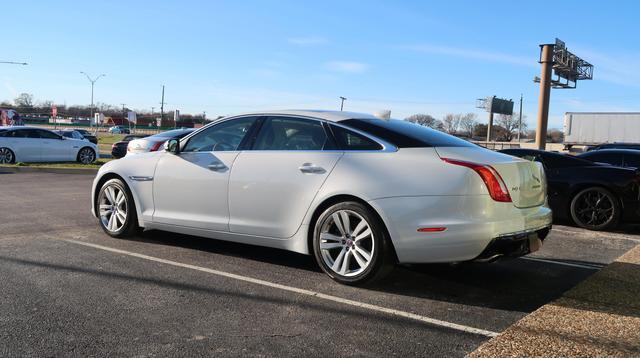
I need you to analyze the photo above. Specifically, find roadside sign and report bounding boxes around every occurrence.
[52,105,57,117]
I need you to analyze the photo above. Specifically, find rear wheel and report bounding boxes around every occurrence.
[96,178,140,237]
[570,187,620,230]
[0,147,15,164]
[312,201,394,285]
[77,147,96,164]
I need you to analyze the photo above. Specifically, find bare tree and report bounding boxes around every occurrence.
[14,93,34,108]
[405,114,443,130]
[441,113,462,134]
[458,113,478,137]
[495,113,528,141]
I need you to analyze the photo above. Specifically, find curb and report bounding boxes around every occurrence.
[0,165,98,175]
[469,244,640,357]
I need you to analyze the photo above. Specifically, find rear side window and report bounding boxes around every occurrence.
[37,130,60,139]
[341,118,475,148]
[624,154,640,168]
[330,125,382,150]
[253,117,331,151]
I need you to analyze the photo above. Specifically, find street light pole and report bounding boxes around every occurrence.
[518,93,523,142]
[80,72,105,130]
[339,96,347,111]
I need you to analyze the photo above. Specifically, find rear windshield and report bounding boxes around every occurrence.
[341,118,475,148]
[152,129,194,138]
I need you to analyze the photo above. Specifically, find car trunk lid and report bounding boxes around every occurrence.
[435,146,546,208]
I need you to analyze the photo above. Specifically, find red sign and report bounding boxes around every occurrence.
[52,105,57,117]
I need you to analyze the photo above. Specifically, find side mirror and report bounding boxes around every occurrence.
[165,138,180,154]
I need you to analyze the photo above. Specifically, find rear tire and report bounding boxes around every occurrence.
[77,147,96,164]
[96,178,140,237]
[0,147,15,164]
[312,201,394,285]
[570,187,620,231]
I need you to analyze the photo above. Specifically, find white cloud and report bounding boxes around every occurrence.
[402,44,535,67]
[325,61,370,74]
[287,36,328,46]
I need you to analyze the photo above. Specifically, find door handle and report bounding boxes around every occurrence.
[299,163,326,174]
[208,163,228,172]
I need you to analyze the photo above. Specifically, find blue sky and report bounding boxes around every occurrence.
[2,0,639,128]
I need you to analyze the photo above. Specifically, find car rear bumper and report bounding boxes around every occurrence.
[474,226,550,262]
[368,195,553,264]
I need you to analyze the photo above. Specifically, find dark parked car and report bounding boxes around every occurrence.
[500,148,640,230]
[55,129,88,141]
[111,134,148,159]
[74,129,98,144]
[586,143,640,151]
[578,149,640,169]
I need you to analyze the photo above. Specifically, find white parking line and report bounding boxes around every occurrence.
[63,239,499,338]
[520,256,602,270]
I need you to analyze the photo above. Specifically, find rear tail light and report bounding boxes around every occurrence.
[149,141,164,152]
[442,158,512,202]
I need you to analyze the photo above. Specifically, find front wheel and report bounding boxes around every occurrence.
[312,201,394,285]
[96,178,140,237]
[570,187,620,230]
[77,147,96,164]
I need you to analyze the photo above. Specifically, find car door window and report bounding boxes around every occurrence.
[37,130,61,139]
[253,117,330,150]
[330,124,382,150]
[623,154,640,168]
[183,117,256,152]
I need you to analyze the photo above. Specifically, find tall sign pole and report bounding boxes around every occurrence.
[486,112,494,142]
[517,94,523,142]
[535,44,554,150]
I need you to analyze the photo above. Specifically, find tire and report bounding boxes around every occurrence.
[96,178,140,237]
[570,187,620,231]
[312,201,394,285]
[0,147,15,164]
[77,147,96,164]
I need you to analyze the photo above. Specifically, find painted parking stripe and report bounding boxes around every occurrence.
[520,256,602,270]
[63,239,499,338]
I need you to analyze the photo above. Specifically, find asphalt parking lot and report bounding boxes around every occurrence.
[1,171,639,357]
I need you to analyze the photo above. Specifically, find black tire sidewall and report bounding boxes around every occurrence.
[570,187,620,230]
[312,201,390,285]
[97,178,137,237]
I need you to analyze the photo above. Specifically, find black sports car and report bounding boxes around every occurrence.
[74,129,98,145]
[500,148,640,230]
[578,149,640,169]
[111,134,148,159]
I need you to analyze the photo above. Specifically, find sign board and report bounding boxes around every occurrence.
[94,113,105,125]
[174,109,180,123]
[51,105,57,117]
[127,111,137,124]
[483,96,514,115]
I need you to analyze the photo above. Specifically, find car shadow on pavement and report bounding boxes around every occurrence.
[128,229,602,314]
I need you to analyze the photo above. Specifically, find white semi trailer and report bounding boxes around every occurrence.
[564,112,640,146]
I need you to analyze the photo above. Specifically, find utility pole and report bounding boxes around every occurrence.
[160,85,165,128]
[80,72,106,133]
[535,44,554,150]
[151,107,155,115]
[121,103,127,130]
[339,96,347,111]
[203,111,206,125]
[486,112,494,142]
[517,94,523,142]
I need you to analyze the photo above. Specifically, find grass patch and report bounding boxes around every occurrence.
[98,134,125,145]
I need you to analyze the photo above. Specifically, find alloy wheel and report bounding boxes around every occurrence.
[573,189,615,229]
[319,209,375,277]
[0,148,13,164]
[99,184,128,233]
[79,148,95,164]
